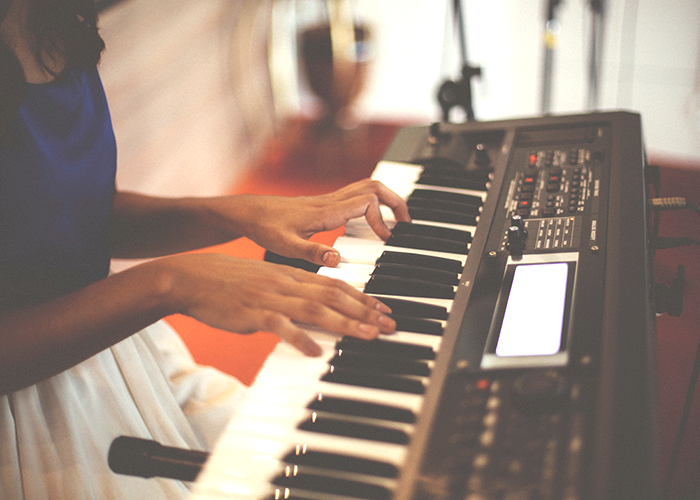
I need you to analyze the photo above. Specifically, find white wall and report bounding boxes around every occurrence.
[340,0,700,163]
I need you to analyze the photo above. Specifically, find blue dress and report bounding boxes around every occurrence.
[0,69,246,499]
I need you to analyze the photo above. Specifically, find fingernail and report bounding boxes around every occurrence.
[378,315,396,331]
[374,301,392,313]
[358,323,379,338]
[322,250,339,266]
[302,339,323,357]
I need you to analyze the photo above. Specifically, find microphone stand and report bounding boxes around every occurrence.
[437,0,481,122]
[541,0,563,114]
[586,0,605,109]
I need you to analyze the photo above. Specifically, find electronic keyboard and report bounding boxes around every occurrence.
[188,111,658,500]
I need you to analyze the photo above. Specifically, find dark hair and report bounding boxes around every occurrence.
[0,0,105,145]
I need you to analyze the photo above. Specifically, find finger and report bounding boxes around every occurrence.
[369,180,412,223]
[273,234,341,267]
[337,179,411,224]
[287,269,392,314]
[276,274,397,335]
[278,294,391,341]
[259,310,323,357]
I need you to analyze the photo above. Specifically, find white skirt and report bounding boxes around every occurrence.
[0,320,248,499]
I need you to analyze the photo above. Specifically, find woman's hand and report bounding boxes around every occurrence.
[159,253,396,356]
[204,179,411,267]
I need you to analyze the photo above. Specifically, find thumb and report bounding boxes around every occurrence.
[286,237,341,267]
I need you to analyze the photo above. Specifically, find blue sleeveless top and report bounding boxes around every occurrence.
[0,68,117,306]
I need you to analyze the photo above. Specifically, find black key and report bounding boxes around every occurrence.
[407,197,481,217]
[328,351,432,377]
[421,165,491,183]
[282,447,400,478]
[321,366,426,394]
[336,337,436,360]
[386,234,469,255]
[298,413,412,443]
[272,470,392,500]
[376,251,463,274]
[375,297,449,320]
[307,395,416,423]
[364,275,455,299]
[409,188,483,207]
[408,207,478,227]
[264,251,321,273]
[417,173,489,192]
[372,263,459,286]
[390,315,444,336]
[391,221,472,243]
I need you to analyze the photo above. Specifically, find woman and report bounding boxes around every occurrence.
[0,0,410,497]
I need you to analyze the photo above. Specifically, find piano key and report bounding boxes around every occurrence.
[343,217,475,252]
[264,251,321,273]
[307,395,417,424]
[319,256,462,291]
[390,221,472,243]
[374,297,448,320]
[408,188,483,208]
[333,236,469,265]
[335,337,435,361]
[328,351,432,377]
[196,414,406,500]
[417,172,489,192]
[407,197,481,217]
[380,331,444,351]
[364,275,455,300]
[372,263,459,286]
[384,234,469,255]
[321,367,426,395]
[371,161,488,201]
[246,331,430,410]
[421,164,490,182]
[389,315,444,336]
[271,468,393,500]
[375,251,463,274]
[282,447,400,478]
[298,413,412,443]
[408,207,479,227]
[370,161,423,199]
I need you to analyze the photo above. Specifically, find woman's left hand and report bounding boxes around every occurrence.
[208,178,411,267]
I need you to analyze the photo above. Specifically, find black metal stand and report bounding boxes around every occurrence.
[587,0,605,109]
[437,0,481,122]
[541,0,562,114]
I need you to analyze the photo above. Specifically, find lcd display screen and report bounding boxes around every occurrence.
[495,262,569,357]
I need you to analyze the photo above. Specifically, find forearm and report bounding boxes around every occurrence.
[109,191,249,258]
[0,261,178,395]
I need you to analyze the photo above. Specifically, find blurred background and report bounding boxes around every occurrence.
[95,0,700,199]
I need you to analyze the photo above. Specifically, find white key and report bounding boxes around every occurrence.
[334,236,468,266]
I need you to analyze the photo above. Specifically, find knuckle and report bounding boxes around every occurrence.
[300,300,326,317]
[324,283,348,305]
[260,311,287,332]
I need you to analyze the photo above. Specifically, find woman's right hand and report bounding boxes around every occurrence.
[157,253,396,356]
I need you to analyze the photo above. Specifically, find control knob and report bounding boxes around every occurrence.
[506,215,527,256]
